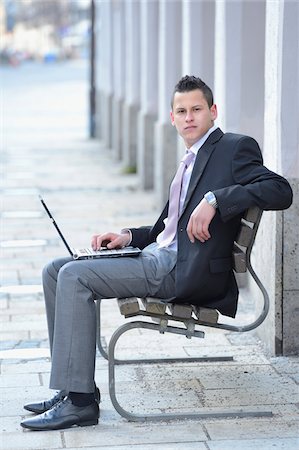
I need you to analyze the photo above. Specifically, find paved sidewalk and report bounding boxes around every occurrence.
[1,61,299,450]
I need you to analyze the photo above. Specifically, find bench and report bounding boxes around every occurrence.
[96,206,272,421]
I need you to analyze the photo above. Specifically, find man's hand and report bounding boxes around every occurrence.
[187,198,216,243]
[91,231,131,251]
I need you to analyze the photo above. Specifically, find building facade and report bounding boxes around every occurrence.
[94,0,299,355]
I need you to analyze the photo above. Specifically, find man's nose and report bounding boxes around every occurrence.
[185,111,194,121]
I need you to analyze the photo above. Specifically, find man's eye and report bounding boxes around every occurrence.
[177,110,185,114]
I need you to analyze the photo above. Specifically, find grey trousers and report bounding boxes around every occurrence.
[42,243,177,393]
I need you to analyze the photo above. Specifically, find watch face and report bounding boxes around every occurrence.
[205,192,217,207]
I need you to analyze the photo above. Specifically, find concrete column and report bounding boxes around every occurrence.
[180,0,215,159]
[96,0,113,148]
[280,0,299,355]
[182,0,215,85]
[254,0,299,355]
[111,0,125,160]
[122,1,140,171]
[137,0,159,189]
[239,1,266,146]
[214,0,227,130]
[95,0,113,148]
[214,0,265,138]
[155,0,182,207]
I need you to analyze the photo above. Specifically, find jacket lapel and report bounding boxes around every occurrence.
[180,128,224,216]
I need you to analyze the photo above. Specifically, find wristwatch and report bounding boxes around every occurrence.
[204,191,218,209]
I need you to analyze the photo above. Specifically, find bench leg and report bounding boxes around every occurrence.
[108,321,273,422]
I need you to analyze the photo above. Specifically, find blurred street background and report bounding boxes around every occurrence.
[1,0,90,65]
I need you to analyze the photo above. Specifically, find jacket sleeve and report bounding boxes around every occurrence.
[214,136,293,222]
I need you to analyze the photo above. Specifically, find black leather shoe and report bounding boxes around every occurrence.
[23,386,101,414]
[21,397,99,431]
[23,390,67,414]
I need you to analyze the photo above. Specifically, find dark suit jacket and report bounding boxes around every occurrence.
[129,128,293,317]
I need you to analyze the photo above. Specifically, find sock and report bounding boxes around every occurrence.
[68,392,94,407]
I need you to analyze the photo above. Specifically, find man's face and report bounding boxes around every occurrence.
[170,89,217,148]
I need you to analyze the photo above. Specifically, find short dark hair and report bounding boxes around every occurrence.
[171,75,214,108]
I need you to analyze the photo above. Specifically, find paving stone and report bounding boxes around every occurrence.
[1,359,51,375]
[63,422,207,447]
[204,419,299,440]
[1,430,63,450]
[185,345,270,364]
[65,444,207,450]
[207,437,299,450]
[0,373,40,388]
[1,320,47,332]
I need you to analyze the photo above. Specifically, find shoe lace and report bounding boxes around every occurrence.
[52,397,67,411]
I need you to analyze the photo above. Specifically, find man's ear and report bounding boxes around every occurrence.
[170,110,175,125]
[211,104,218,120]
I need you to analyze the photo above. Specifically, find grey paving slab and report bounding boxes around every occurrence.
[0,359,51,375]
[1,430,63,450]
[207,438,299,450]
[63,422,208,447]
[1,320,47,332]
[204,418,299,440]
[0,330,30,341]
[64,445,207,450]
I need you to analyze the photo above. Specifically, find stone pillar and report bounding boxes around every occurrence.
[111,0,125,160]
[256,0,299,355]
[95,0,113,148]
[180,0,215,159]
[182,0,215,85]
[239,0,266,147]
[122,1,140,171]
[155,0,182,207]
[214,0,227,130]
[279,0,299,355]
[137,0,159,189]
[214,0,265,140]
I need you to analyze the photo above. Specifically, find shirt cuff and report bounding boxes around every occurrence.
[120,228,132,246]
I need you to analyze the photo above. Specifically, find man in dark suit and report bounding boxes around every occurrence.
[21,75,293,431]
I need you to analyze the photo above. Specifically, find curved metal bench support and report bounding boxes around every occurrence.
[108,321,272,422]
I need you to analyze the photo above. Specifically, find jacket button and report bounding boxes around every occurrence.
[180,228,183,232]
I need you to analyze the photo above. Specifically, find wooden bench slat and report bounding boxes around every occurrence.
[169,303,193,319]
[235,222,254,248]
[243,206,261,223]
[141,298,167,315]
[193,306,219,323]
[117,298,140,316]
[232,244,247,273]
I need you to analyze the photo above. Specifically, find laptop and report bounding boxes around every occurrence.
[39,195,141,260]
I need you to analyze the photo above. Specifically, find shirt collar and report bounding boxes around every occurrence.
[187,124,218,156]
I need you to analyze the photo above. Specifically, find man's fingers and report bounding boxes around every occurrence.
[187,217,211,243]
[186,221,195,243]
[91,232,130,251]
[91,233,112,250]
[106,237,123,249]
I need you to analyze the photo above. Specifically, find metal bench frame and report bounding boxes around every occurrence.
[96,207,272,421]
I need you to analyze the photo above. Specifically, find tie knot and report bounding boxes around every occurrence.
[181,151,195,168]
